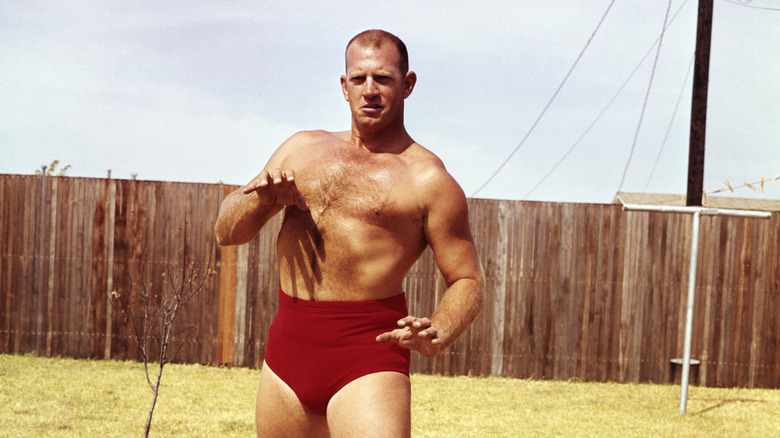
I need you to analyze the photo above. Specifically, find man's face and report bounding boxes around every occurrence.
[341,43,415,131]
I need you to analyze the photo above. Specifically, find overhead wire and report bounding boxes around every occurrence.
[478,0,772,201]
[709,175,780,195]
[523,0,691,199]
[469,0,616,198]
[521,51,655,199]
[643,52,696,192]
[723,0,780,11]
[616,0,674,194]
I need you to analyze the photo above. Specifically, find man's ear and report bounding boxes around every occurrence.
[340,75,349,101]
[403,71,417,99]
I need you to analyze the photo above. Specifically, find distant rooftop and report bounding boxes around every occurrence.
[613,192,780,212]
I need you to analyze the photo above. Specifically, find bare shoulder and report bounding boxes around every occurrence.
[269,130,345,166]
[280,130,340,150]
[405,143,466,203]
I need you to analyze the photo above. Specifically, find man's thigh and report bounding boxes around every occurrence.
[255,362,329,438]
[327,372,411,438]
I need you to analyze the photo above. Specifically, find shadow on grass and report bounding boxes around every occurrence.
[689,397,768,415]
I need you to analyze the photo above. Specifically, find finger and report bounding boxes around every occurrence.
[418,325,437,338]
[269,168,283,184]
[411,318,432,329]
[396,316,416,327]
[242,170,271,193]
[376,330,401,344]
[295,192,309,211]
[282,169,296,182]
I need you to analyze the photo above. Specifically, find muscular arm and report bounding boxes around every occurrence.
[214,135,309,246]
[377,167,484,357]
[423,174,485,351]
[214,184,284,246]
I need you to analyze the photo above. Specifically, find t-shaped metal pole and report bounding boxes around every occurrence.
[618,199,770,414]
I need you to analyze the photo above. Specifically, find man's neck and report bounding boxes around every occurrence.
[350,124,413,155]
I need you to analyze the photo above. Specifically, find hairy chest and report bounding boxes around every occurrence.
[287,147,424,227]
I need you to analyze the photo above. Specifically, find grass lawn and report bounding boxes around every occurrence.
[1,354,779,437]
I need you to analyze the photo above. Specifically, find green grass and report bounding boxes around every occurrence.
[1,354,779,437]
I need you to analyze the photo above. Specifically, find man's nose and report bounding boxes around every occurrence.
[363,78,379,96]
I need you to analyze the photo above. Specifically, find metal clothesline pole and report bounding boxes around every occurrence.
[679,209,701,415]
[617,198,771,415]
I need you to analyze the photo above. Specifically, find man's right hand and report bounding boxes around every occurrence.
[243,168,309,211]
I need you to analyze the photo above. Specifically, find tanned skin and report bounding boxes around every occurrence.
[215,30,484,438]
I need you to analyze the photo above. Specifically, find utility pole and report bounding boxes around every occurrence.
[686,0,713,206]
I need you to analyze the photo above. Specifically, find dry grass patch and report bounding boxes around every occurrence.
[411,375,780,437]
[2,354,779,437]
[0,354,256,437]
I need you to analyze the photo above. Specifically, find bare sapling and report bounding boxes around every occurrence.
[112,221,216,437]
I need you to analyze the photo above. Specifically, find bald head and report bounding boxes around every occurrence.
[346,29,409,74]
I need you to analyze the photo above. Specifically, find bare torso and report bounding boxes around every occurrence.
[213,34,485,438]
[275,130,438,301]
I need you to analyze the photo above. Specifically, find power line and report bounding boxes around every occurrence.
[644,53,696,192]
[521,56,650,199]
[710,175,780,195]
[723,0,780,11]
[616,0,674,194]
[522,0,693,200]
[469,0,616,198]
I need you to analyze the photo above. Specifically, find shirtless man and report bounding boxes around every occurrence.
[214,29,484,437]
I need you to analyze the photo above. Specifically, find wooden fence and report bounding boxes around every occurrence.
[1,174,778,388]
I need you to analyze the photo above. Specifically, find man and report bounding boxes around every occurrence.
[215,29,484,438]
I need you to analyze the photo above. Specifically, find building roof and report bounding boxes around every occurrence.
[613,192,780,212]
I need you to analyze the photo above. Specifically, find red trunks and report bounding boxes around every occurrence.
[263,287,411,416]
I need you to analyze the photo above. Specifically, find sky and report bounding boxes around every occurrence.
[1,0,778,203]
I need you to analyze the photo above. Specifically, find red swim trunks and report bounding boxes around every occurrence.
[263,287,411,416]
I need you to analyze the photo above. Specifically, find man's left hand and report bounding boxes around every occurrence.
[376,316,442,358]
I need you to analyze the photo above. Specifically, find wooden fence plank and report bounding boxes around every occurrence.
[217,244,237,366]
[764,214,780,387]
[0,176,12,352]
[234,243,249,366]
[104,180,115,359]
[488,201,509,376]
[0,176,10,353]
